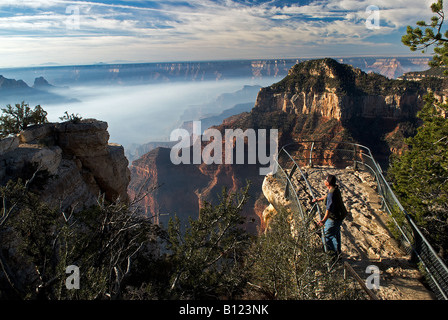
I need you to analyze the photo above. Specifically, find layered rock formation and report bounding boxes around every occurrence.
[0,119,130,211]
[255,58,429,121]
[128,58,445,233]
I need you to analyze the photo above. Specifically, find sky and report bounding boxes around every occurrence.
[0,0,436,68]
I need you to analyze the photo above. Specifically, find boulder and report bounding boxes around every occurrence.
[0,119,131,211]
[19,124,55,144]
[0,135,19,155]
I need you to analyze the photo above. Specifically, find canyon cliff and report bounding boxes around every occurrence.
[128,58,445,232]
[128,145,265,233]
[255,58,426,120]
[0,119,130,211]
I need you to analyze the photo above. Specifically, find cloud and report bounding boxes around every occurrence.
[0,0,436,67]
[0,0,59,8]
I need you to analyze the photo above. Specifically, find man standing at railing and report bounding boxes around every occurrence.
[312,174,348,262]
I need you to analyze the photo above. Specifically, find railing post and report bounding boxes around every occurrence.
[309,142,314,168]
[285,163,298,198]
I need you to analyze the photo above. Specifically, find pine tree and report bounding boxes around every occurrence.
[166,184,251,299]
[0,102,48,138]
[390,0,448,260]
[402,0,448,72]
[389,92,448,259]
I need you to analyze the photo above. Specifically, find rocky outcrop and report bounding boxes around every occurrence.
[253,58,431,122]
[0,75,30,90]
[0,119,130,211]
[398,66,448,81]
[261,174,294,229]
[255,89,426,121]
[32,76,53,89]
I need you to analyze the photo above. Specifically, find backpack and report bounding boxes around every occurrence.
[327,185,348,221]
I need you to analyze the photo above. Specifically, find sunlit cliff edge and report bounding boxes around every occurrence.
[0,119,130,211]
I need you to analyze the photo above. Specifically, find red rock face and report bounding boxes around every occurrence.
[128,140,267,234]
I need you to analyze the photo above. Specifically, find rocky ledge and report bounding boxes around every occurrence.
[0,119,130,211]
[253,58,436,121]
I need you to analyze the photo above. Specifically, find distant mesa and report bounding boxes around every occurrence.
[1,57,432,92]
[398,66,448,81]
[337,57,431,79]
[37,62,60,67]
[0,75,53,91]
[0,75,78,106]
[32,76,54,89]
[0,75,30,90]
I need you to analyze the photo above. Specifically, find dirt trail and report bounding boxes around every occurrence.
[293,166,436,300]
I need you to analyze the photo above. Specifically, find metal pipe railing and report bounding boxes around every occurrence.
[275,140,448,300]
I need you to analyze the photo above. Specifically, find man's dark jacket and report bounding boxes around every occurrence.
[324,185,348,221]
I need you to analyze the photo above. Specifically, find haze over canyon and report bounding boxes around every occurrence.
[0,57,430,157]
